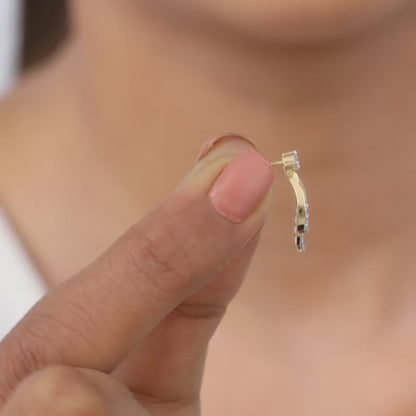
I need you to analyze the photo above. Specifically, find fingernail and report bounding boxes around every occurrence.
[208,151,275,223]
[196,133,257,162]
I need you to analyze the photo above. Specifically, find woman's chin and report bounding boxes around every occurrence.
[192,0,411,44]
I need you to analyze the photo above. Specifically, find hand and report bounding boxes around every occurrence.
[0,135,275,415]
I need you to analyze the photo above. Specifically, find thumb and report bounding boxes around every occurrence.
[0,134,275,403]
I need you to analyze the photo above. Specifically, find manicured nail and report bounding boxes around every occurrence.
[196,133,257,162]
[208,151,275,223]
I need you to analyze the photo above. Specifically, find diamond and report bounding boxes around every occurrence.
[291,151,301,170]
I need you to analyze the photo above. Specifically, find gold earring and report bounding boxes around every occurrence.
[271,151,309,252]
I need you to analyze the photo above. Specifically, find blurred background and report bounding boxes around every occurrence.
[0,0,68,96]
[0,0,21,95]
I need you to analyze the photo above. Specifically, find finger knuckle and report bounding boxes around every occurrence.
[120,215,199,302]
[7,301,100,381]
[22,366,109,416]
[0,322,58,399]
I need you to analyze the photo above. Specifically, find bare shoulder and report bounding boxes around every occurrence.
[0,64,56,192]
[0,78,34,186]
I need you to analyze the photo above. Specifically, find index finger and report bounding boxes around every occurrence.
[0,136,275,403]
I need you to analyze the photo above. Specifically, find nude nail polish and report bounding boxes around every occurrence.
[208,151,275,223]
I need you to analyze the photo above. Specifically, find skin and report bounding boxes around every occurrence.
[1,0,416,414]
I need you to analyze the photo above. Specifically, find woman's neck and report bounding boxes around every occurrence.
[71,0,416,243]
[2,0,416,284]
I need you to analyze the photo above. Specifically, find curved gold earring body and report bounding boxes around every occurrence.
[271,151,309,252]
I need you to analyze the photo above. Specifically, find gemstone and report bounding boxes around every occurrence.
[291,151,301,170]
